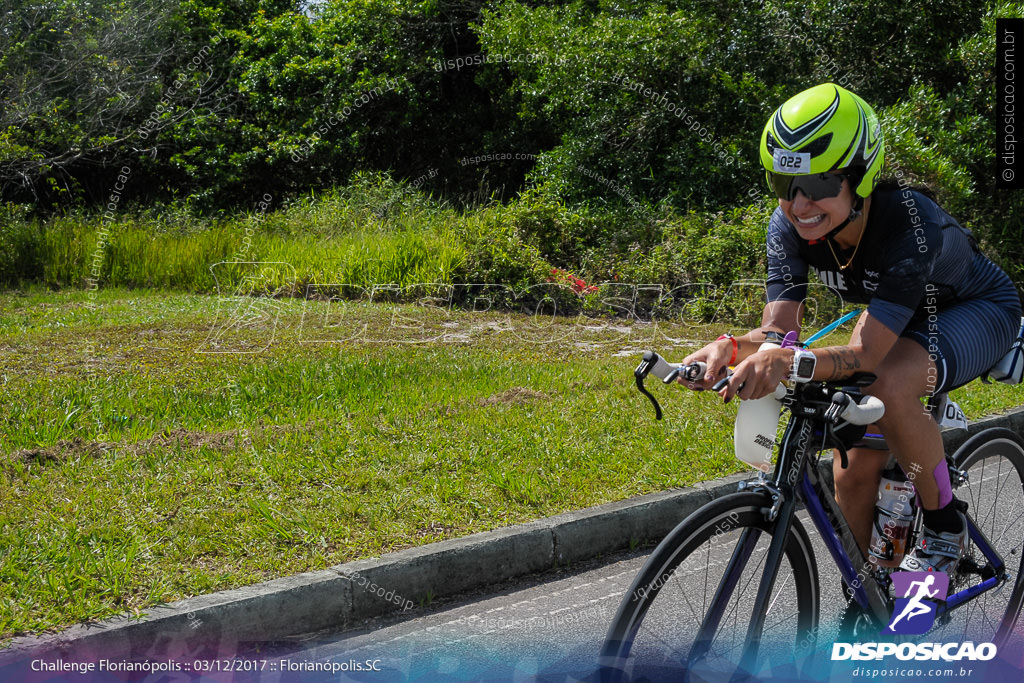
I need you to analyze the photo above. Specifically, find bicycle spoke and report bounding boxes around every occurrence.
[604,498,816,681]
[690,536,761,658]
[937,433,1024,649]
[764,580,791,620]
[993,477,1024,544]
[985,457,1008,529]
[702,538,710,617]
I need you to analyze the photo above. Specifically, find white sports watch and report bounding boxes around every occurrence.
[791,349,816,383]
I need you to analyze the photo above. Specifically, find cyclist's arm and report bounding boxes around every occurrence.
[681,300,804,387]
[733,300,805,363]
[719,311,898,401]
[804,309,897,382]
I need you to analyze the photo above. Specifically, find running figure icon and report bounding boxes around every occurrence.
[884,571,950,635]
[888,575,938,630]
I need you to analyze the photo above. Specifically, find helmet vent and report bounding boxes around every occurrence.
[797,134,833,161]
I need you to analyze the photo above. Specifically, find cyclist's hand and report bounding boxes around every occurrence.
[680,339,734,391]
[718,347,791,403]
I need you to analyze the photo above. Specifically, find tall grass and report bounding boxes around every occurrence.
[20,177,470,293]
[5,174,851,326]
[1,173,776,309]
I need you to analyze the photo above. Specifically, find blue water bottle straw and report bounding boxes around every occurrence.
[803,308,862,347]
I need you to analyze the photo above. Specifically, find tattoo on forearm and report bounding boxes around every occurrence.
[825,348,861,378]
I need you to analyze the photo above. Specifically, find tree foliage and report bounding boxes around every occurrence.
[1,0,1019,282]
[0,0,181,201]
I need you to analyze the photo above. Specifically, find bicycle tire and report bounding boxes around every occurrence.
[941,427,1024,648]
[599,491,820,683]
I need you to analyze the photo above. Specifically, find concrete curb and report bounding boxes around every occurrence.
[6,406,1024,659]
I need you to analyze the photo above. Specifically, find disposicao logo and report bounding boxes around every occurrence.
[884,571,948,635]
[831,571,997,663]
[831,641,997,662]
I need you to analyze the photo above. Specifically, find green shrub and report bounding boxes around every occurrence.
[0,204,44,285]
[457,204,551,292]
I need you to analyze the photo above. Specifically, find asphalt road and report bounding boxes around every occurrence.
[242,499,1024,683]
[248,546,648,681]
[239,511,858,682]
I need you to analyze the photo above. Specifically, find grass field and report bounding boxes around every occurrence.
[2,286,1023,640]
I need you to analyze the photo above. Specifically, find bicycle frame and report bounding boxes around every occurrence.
[692,382,1011,671]
[801,455,1009,620]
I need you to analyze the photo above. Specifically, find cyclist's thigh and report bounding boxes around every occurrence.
[862,337,937,403]
[902,296,1020,394]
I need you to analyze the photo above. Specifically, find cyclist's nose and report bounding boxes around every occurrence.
[790,189,814,211]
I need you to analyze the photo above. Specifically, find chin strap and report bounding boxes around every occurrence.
[808,196,864,246]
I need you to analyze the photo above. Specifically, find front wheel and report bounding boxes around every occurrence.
[599,492,820,682]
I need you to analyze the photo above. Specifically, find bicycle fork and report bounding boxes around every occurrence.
[688,481,801,679]
[740,486,801,672]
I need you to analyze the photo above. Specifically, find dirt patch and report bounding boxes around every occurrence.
[7,427,252,469]
[4,419,345,470]
[477,387,550,407]
[12,437,112,466]
[414,522,457,539]
[144,426,249,451]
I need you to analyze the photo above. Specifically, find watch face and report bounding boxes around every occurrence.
[798,356,815,377]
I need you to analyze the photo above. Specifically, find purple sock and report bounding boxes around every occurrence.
[933,460,953,508]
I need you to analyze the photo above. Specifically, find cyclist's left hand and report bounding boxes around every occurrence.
[718,347,792,403]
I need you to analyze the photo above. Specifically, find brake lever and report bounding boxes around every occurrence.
[711,372,746,393]
[825,391,850,424]
[825,392,851,468]
[634,358,663,420]
[636,374,662,420]
[834,439,850,469]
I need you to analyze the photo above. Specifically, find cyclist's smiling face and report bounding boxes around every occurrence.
[779,175,854,243]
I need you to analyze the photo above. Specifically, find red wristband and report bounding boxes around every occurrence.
[717,334,738,366]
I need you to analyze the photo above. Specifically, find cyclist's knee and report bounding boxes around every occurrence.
[864,372,918,407]
[863,340,936,404]
[833,447,887,493]
[864,378,933,430]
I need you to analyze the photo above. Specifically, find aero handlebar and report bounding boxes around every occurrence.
[634,350,885,427]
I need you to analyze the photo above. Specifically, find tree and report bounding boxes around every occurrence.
[0,0,233,205]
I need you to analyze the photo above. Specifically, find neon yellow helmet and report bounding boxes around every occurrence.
[760,83,884,198]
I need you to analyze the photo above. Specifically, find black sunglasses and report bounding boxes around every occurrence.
[766,172,847,201]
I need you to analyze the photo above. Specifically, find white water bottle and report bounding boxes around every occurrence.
[733,341,784,472]
[868,469,916,567]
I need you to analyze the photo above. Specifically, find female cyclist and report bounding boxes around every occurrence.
[681,82,1022,574]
